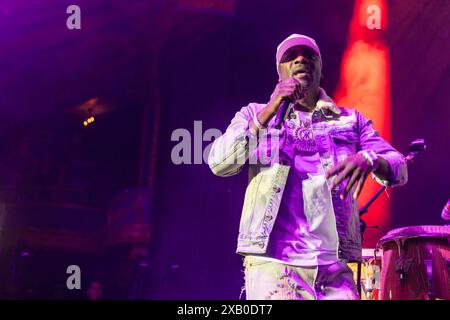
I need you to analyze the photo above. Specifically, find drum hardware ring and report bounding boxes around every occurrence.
[395,257,412,283]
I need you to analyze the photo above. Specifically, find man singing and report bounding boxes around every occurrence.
[208,34,407,300]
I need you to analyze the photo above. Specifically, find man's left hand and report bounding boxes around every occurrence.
[325,153,374,200]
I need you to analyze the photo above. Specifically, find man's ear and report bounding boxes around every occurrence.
[277,65,282,81]
[320,73,324,80]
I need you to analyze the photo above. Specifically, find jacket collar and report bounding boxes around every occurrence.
[315,87,341,115]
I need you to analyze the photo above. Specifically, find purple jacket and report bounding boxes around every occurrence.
[208,88,408,262]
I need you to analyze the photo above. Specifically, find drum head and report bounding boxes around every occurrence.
[378,225,450,246]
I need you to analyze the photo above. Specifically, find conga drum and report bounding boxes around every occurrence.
[377,225,450,300]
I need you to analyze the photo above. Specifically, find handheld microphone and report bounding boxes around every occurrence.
[274,81,304,129]
[274,99,291,129]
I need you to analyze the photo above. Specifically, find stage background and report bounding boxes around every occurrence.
[0,0,448,299]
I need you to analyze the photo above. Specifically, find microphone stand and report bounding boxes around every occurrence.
[355,139,426,299]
